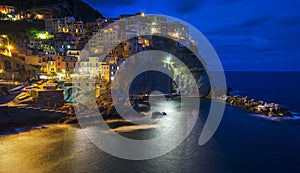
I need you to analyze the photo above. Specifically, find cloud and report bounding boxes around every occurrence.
[173,0,203,14]
[251,37,273,52]
[83,0,137,7]
[204,26,252,36]
[277,16,300,26]
[239,15,272,27]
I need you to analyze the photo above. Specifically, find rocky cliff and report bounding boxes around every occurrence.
[118,36,211,98]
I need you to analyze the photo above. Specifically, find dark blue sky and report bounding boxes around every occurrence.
[84,0,300,71]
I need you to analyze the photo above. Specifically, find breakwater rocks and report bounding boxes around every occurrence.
[219,95,292,117]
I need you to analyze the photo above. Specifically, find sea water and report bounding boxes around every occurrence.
[0,71,300,172]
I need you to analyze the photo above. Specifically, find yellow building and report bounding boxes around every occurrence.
[99,62,110,82]
[47,57,56,74]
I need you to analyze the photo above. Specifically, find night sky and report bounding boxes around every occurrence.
[84,0,300,71]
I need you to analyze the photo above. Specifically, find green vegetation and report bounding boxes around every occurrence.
[29,29,54,40]
[0,20,45,42]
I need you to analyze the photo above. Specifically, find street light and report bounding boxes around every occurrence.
[7,45,12,49]
[6,38,11,57]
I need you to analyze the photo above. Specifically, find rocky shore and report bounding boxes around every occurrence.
[219,95,292,117]
[0,91,119,129]
[0,89,77,129]
[0,103,76,124]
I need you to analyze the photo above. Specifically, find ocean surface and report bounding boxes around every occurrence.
[1,71,300,173]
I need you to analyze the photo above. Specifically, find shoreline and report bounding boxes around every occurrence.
[0,92,297,136]
[0,105,75,133]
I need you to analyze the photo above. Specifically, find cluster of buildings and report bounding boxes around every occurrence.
[1,6,196,91]
[0,5,53,21]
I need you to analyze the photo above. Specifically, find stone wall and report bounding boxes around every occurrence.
[0,54,40,81]
[30,89,64,108]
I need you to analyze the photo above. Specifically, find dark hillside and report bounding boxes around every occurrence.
[1,0,104,22]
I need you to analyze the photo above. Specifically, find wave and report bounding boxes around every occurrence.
[105,119,131,123]
[249,113,300,122]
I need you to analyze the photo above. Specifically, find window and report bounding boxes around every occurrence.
[4,60,11,70]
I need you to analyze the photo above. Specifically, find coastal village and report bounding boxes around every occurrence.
[0,4,193,90]
[0,3,294,127]
[0,3,205,125]
[0,1,299,173]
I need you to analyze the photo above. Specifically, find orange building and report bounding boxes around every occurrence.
[55,55,78,78]
[0,5,15,14]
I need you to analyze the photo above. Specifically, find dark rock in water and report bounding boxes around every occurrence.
[152,111,161,116]
[249,107,255,112]
[151,111,166,119]
[268,111,274,117]
[281,108,292,116]
[278,112,284,117]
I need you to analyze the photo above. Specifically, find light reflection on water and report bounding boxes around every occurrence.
[0,99,230,173]
[4,97,300,172]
